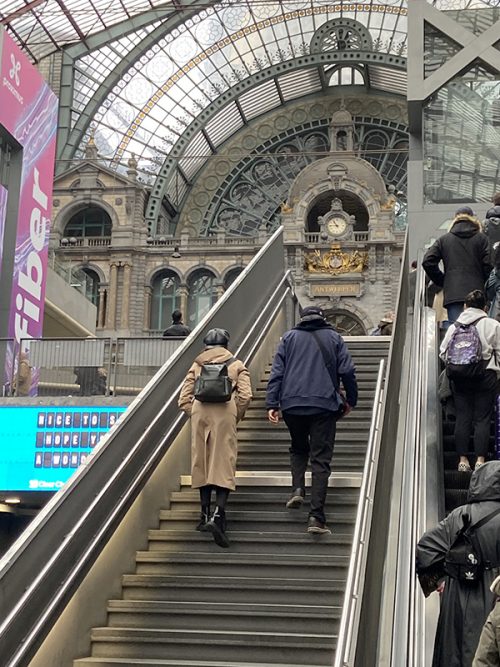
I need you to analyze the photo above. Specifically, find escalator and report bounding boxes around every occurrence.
[73,339,389,667]
[0,227,393,667]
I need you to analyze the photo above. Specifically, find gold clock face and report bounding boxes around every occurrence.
[327,217,347,236]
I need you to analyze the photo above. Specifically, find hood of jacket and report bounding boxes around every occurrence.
[455,307,488,325]
[195,347,234,365]
[467,461,500,502]
[293,318,335,332]
[450,216,481,238]
[486,205,500,220]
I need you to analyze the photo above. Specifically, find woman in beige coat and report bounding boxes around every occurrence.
[178,328,252,547]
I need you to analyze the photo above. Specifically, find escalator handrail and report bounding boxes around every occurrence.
[333,357,386,667]
[0,227,291,666]
[390,255,441,665]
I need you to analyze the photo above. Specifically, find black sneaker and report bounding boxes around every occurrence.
[286,488,305,509]
[307,517,331,535]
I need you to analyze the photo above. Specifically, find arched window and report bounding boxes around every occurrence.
[64,207,112,238]
[187,270,217,328]
[224,267,244,290]
[81,268,100,306]
[150,270,180,331]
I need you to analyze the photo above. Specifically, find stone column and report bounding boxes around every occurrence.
[144,286,152,330]
[121,263,132,330]
[106,263,118,329]
[97,287,106,328]
[215,281,225,300]
[178,284,189,322]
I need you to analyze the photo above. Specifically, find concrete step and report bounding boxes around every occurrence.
[237,457,365,472]
[134,551,348,579]
[169,489,359,508]
[76,659,320,667]
[89,627,336,664]
[238,418,372,430]
[147,530,353,555]
[106,599,341,634]
[121,574,346,606]
[157,509,356,532]
[236,431,368,442]
[178,471,362,489]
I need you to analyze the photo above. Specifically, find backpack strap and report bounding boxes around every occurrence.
[468,505,500,532]
[453,316,485,329]
[308,330,338,392]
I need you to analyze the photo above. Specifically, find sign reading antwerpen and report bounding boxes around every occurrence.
[0,29,58,391]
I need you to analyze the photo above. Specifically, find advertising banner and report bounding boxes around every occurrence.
[0,405,126,491]
[0,185,7,279]
[0,28,58,394]
[0,29,58,345]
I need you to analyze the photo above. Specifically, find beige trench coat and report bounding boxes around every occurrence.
[178,347,252,491]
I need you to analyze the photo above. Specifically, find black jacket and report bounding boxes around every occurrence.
[422,216,491,306]
[163,323,192,337]
[484,206,500,247]
[416,462,500,667]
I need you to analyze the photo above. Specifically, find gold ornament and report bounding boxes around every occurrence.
[280,201,293,213]
[304,247,368,275]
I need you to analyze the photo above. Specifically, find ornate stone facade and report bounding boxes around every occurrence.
[51,105,405,337]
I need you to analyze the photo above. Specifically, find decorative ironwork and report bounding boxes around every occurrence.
[202,117,408,237]
[310,18,373,53]
[304,247,368,276]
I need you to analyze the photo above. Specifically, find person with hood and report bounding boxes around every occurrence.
[266,305,358,534]
[178,328,252,548]
[486,243,500,321]
[440,290,500,472]
[416,461,500,667]
[163,309,191,337]
[473,574,500,666]
[423,207,491,323]
[484,193,500,250]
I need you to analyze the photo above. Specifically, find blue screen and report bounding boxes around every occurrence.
[0,406,127,491]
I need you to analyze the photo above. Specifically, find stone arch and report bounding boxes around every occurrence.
[223,265,245,289]
[322,301,374,335]
[53,197,119,238]
[146,265,183,287]
[184,264,220,284]
[75,262,106,284]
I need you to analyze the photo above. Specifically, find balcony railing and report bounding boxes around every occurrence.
[305,231,370,243]
[59,237,111,248]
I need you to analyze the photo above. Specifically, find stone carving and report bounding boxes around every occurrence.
[304,247,368,275]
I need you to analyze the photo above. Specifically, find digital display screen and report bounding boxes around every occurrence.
[0,406,127,491]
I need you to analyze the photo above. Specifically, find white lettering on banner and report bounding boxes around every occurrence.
[2,77,23,104]
[15,168,49,350]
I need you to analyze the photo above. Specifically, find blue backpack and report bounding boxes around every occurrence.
[446,317,486,381]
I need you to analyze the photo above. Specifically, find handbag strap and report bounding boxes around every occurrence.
[309,330,338,391]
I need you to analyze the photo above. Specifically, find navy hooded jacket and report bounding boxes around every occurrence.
[266,318,358,413]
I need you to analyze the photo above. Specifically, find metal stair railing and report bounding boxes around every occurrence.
[0,227,294,667]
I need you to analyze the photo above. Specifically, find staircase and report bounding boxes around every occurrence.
[74,338,389,667]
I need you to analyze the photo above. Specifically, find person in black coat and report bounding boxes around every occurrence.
[163,310,192,337]
[484,193,500,250]
[422,207,491,323]
[416,462,500,667]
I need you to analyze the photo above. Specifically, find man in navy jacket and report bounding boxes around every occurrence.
[266,306,358,534]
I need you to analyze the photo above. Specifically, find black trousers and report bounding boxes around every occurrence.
[282,410,338,523]
[453,371,497,458]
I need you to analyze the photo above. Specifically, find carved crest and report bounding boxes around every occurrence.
[304,246,368,275]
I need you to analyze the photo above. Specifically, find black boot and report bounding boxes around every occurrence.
[196,504,210,531]
[205,507,230,548]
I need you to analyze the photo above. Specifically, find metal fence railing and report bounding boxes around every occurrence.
[9,337,187,397]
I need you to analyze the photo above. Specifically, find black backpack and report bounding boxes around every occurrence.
[193,357,236,403]
[444,506,500,583]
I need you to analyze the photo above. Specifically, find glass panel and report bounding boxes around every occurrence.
[64,207,112,238]
[187,271,217,328]
[424,22,463,78]
[81,269,100,309]
[150,272,181,331]
[424,62,500,204]
[66,1,408,177]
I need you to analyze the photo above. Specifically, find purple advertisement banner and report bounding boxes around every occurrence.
[0,185,7,278]
[0,29,58,354]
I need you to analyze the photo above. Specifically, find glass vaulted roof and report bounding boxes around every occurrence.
[65,1,409,180]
